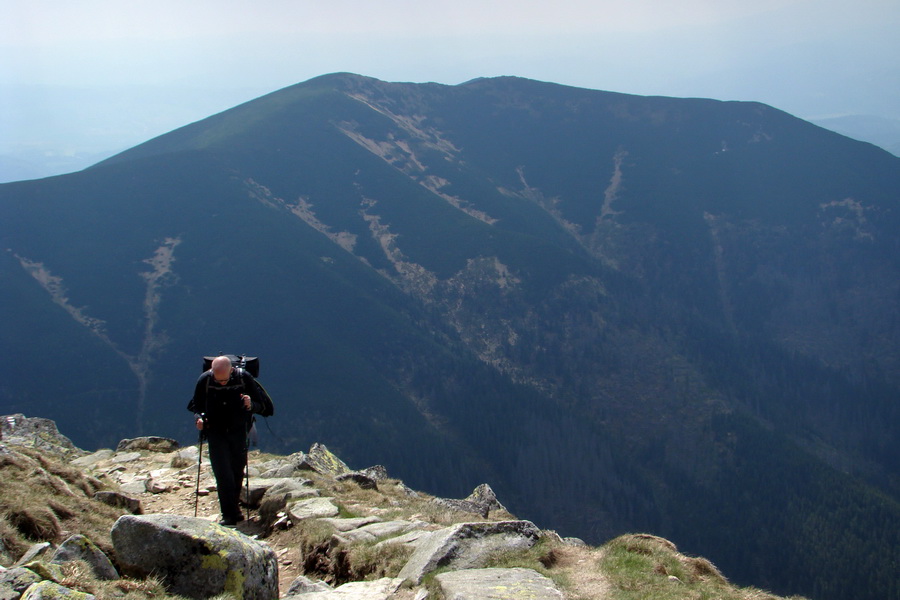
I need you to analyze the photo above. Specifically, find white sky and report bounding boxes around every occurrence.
[1,0,899,180]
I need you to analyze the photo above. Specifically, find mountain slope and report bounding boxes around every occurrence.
[2,73,899,600]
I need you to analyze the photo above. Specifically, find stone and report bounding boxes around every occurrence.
[118,480,148,495]
[116,437,180,453]
[397,520,543,584]
[0,567,41,600]
[69,450,114,468]
[20,581,94,600]
[434,568,564,600]
[93,491,142,514]
[12,544,52,568]
[287,498,339,523]
[285,577,402,600]
[50,535,118,581]
[111,514,278,600]
[291,444,350,478]
[285,575,331,595]
[241,477,318,507]
[335,473,377,490]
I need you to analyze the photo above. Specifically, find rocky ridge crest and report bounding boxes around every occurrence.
[0,415,804,600]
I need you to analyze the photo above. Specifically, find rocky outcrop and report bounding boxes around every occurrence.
[0,415,82,458]
[397,520,543,584]
[110,514,278,600]
[433,483,508,518]
[291,444,350,477]
[115,437,180,453]
[434,568,564,600]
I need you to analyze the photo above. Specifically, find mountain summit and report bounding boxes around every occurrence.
[1,74,899,600]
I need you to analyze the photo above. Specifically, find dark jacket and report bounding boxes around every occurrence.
[188,368,264,433]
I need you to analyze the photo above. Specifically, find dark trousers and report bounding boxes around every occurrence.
[205,428,248,520]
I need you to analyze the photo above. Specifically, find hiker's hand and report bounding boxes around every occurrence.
[195,417,204,430]
[242,394,251,410]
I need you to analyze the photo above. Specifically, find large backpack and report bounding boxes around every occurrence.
[202,354,274,417]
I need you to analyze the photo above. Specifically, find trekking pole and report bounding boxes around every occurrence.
[244,428,251,522]
[194,432,204,518]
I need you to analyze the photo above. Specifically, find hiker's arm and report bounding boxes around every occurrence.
[188,374,207,427]
[241,373,264,414]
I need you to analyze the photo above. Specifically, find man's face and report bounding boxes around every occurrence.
[212,361,232,381]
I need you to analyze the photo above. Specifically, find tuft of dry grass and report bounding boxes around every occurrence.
[0,448,126,564]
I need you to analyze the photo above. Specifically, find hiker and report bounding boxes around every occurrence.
[188,355,265,526]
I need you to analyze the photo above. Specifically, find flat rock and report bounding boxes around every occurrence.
[374,530,434,551]
[242,478,314,507]
[287,498,339,522]
[70,450,114,468]
[398,520,542,584]
[20,581,94,600]
[340,520,427,544]
[118,480,148,495]
[319,516,382,532]
[285,577,402,600]
[50,535,118,581]
[111,514,278,600]
[111,452,142,464]
[434,568,564,600]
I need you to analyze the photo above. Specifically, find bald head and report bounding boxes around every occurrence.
[211,356,233,381]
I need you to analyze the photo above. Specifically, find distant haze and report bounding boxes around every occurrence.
[2,0,899,181]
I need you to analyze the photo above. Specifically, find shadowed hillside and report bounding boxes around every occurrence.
[1,73,899,600]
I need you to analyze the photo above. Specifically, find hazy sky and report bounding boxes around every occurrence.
[2,0,898,181]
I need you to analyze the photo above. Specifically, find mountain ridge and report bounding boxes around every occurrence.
[2,73,899,600]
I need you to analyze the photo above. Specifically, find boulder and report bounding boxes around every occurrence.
[285,575,331,595]
[260,463,298,479]
[287,498,340,523]
[116,437,180,453]
[20,564,63,584]
[284,577,402,600]
[292,444,350,478]
[111,514,278,600]
[93,491,142,514]
[0,567,41,600]
[434,568,564,600]
[118,480,148,495]
[50,535,118,581]
[397,520,542,584]
[20,581,94,600]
